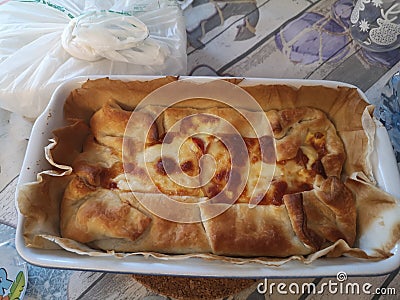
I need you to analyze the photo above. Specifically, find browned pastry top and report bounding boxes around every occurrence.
[57,78,358,257]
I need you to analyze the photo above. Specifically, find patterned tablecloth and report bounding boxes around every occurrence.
[1,0,399,299]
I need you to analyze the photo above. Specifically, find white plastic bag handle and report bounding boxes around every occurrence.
[61,10,168,64]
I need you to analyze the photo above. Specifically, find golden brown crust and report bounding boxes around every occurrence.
[283,193,324,251]
[200,203,313,257]
[90,216,212,254]
[287,177,356,247]
[61,176,152,244]
[162,106,265,138]
[125,137,204,196]
[22,77,380,258]
[267,107,345,176]
[58,79,357,256]
[314,177,356,245]
[90,101,159,154]
[90,192,212,253]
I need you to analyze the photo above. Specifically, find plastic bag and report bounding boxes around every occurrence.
[0,0,187,118]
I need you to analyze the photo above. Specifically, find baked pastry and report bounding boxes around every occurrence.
[18,77,400,262]
[59,90,355,257]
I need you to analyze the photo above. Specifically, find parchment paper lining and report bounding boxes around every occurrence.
[17,78,400,265]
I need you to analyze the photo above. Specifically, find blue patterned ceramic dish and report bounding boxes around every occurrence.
[377,70,400,167]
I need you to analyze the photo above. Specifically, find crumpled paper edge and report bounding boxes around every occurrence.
[38,234,384,266]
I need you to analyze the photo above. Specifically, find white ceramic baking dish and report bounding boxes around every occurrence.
[15,76,400,278]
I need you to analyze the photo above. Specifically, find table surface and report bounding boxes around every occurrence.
[1,0,400,299]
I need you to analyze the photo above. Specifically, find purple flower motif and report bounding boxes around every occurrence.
[276,0,399,67]
[332,0,354,28]
[275,12,350,65]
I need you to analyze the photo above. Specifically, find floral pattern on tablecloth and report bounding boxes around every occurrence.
[0,224,72,300]
[24,267,72,300]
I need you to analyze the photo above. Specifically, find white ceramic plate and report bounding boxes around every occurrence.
[15,76,400,278]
